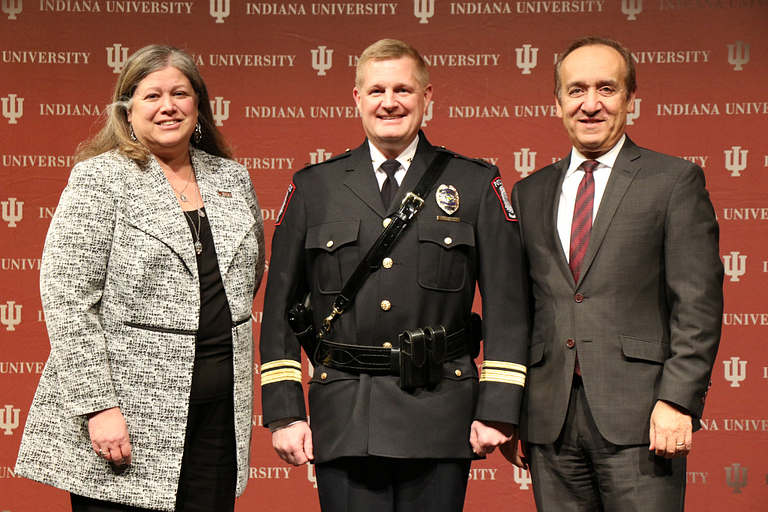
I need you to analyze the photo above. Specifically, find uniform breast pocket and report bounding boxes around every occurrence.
[306,220,360,294]
[417,220,475,291]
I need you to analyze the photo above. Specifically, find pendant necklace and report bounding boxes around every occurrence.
[170,168,194,202]
[182,170,205,255]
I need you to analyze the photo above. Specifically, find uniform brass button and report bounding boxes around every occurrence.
[455,369,462,377]
[382,257,393,269]
[574,293,584,303]
[320,373,328,380]
[383,218,392,228]
[566,338,575,348]
[326,240,334,248]
[381,300,391,311]
[444,237,453,245]
[383,342,393,349]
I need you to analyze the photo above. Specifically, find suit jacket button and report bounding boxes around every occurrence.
[321,373,328,380]
[455,369,462,377]
[566,338,575,348]
[383,257,393,269]
[574,293,584,303]
[381,300,391,311]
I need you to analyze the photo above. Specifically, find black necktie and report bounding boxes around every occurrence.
[380,159,400,208]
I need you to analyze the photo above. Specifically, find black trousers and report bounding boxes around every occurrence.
[315,456,471,512]
[71,395,236,512]
[527,376,686,512]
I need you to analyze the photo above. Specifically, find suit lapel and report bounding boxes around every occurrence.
[343,142,387,217]
[577,137,642,286]
[125,156,198,275]
[547,156,574,286]
[193,150,256,277]
[387,135,435,216]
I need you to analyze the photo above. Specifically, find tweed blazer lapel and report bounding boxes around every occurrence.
[194,150,257,277]
[577,137,642,286]
[124,157,198,275]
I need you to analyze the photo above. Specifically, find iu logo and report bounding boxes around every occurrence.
[421,101,434,127]
[307,459,318,488]
[513,465,532,490]
[1,197,24,227]
[727,41,750,71]
[309,149,332,165]
[725,463,748,494]
[723,357,747,387]
[724,146,748,177]
[107,44,129,74]
[2,0,22,19]
[1,94,24,124]
[515,45,538,75]
[0,301,22,331]
[210,96,230,126]
[622,0,641,20]
[514,148,536,178]
[626,98,641,125]
[311,46,333,76]
[0,405,21,435]
[723,251,746,282]
[413,0,434,24]
[210,0,230,23]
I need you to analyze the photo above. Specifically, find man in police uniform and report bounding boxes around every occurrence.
[260,39,528,512]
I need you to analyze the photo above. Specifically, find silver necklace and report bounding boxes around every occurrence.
[182,173,205,255]
[170,168,193,202]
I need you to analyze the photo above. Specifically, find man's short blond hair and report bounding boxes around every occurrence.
[355,39,429,90]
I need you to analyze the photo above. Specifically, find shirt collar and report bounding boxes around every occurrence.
[565,133,626,178]
[369,135,419,172]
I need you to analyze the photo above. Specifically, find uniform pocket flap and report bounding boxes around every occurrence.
[418,220,475,249]
[309,365,360,385]
[620,335,668,363]
[306,220,360,252]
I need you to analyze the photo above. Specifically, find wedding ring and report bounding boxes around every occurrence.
[675,442,685,446]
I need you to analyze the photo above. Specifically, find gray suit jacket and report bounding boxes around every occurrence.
[510,136,723,446]
[16,148,265,511]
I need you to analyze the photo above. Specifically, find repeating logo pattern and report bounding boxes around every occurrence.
[1,198,23,227]
[0,301,22,331]
[1,94,23,124]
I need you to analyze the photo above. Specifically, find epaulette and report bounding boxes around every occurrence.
[298,149,353,171]
[436,146,496,169]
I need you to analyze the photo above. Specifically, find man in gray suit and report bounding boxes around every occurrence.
[509,36,723,510]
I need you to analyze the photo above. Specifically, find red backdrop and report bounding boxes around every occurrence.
[1,1,767,510]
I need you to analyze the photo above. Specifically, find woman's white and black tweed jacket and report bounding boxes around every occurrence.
[15,148,265,511]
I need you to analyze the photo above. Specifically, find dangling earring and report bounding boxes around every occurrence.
[130,123,137,142]
[193,122,202,143]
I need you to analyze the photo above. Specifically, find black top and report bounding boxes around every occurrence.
[183,208,234,404]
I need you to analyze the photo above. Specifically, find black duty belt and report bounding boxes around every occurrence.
[316,313,482,389]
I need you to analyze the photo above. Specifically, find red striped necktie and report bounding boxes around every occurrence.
[569,160,599,283]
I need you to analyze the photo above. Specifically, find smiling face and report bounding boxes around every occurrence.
[353,57,433,159]
[556,44,635,159]
[127,66,198,161]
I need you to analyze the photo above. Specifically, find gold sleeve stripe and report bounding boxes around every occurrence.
[479,369,526,387]
[482,360,527,373]
[261,368,303,386]
[261,359,302,372]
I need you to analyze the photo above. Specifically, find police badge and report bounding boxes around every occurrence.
[436,184,459,215]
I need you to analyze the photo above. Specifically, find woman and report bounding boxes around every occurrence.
[15,45,265,512]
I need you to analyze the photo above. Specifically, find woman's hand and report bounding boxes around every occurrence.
[88,407,132,466]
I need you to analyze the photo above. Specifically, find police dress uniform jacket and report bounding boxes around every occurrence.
[16,148,265,511]
[260,133,529,463]
[510,136,724,447]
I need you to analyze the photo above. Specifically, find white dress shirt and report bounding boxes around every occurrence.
[368,135,419,190]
